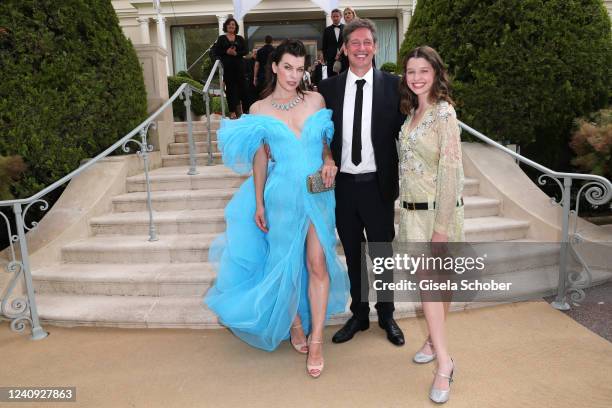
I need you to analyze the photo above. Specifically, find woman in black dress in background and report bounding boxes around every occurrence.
[214,17,248,119]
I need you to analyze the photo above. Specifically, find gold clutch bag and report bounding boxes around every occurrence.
[307,171,335,193]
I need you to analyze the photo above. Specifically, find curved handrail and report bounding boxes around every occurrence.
[459,121,612,194]
[0,82,202,207]
[458,120,611,311]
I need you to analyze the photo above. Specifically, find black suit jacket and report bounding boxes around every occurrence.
[318,69,405,202]
[322,24,343,67]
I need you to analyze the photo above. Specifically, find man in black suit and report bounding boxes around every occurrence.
[318,19,405,346]
[321,9,343,78]
[253,35,274,97]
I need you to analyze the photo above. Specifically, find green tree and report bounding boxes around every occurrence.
[0,0,147,199]
[400,0,611,168]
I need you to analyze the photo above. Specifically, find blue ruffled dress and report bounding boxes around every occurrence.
[204,108,350,351]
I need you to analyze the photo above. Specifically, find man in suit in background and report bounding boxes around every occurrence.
[253,35,274,97]
[318,18,406,347]
[321,9,343,78]
[312,51,328,90]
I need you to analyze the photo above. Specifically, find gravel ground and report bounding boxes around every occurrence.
[544,280,612,343]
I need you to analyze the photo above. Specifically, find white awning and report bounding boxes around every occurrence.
[233,0,339,20]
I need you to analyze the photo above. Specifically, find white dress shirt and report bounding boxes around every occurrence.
[341,67,376,174]
[334,26,340,43]
[322,65,328,80]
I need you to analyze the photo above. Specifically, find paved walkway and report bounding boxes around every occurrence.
[1,301,611,407]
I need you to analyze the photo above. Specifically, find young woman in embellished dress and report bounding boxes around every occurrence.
[204,39,349,379]
[398,46,464,403]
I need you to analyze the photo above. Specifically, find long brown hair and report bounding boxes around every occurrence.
[399,46,453,115]
[260,39,307,99]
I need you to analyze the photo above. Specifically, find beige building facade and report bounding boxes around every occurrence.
[112,0,415,81]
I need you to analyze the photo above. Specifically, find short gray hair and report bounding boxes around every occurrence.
[343,18,377,45]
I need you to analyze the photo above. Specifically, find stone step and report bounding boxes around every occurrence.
[95,197,502,235]
[37,294,219,329]
[174,130,218,143]
[126,165,479,197]
[162,153,223,167]
[112,188,235,212]
[31,294,474,329]
[168,141,219,155]
[174,119,221,132]
[463,178,479,196]
[90,209,226,235]
[465,217,529,241]
[34,263,215,297]
[35,267,612,329]
[35,243,559,297]
[65,216,527,264]
[61,234,218,263]
[126,166,247,192]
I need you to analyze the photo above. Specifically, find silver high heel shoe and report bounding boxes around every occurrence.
[413,339,436,364]
[429,359,454,404]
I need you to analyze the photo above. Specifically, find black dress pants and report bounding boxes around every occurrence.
[335,172,396,321]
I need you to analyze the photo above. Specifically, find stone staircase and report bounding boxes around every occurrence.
[31,119,571,328]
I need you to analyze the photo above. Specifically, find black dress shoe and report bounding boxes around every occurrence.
[332,316,369,343]
[378,318,405,346]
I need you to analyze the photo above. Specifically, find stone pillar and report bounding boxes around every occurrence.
[154,15,167,50]
[137,17,150,45]
[325,12,332,27]
[133,45,173,155]
[217,14,227,35]
[236,18,245,37]
[401,8,412,37]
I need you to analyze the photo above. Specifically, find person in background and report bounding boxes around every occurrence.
[243,48,257,112]
[339,7,357,73]
[254,35,275,98]
[322,9,343,78]
[214,17,248,119]
[312,50,328,90]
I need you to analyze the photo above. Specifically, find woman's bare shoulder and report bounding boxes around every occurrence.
[304,91,325,109]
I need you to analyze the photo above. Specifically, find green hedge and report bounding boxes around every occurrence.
[400,0,611,168]
[0,0,147,199]
[0,155,26,200]
[168,75,206,120]
[380,62,399,74]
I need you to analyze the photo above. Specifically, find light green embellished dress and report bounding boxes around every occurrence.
[398,100,465,242]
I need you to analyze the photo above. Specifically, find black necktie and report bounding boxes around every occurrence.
[352,79,366,166]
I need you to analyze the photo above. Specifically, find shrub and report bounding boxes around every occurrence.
[380,62,398,74]
[0,0,148,199]
[400,0,611,169]
[210,95,228,115]
[167,76,206,120]
[0,155,26,200]
[570,108,611,179]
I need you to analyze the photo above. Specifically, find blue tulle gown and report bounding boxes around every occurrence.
[204,108,350,351]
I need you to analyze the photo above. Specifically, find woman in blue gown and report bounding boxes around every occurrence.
[204,39,349,378]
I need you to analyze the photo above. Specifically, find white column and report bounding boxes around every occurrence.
[236,19,244,36]
[137,17,150,45]
[154,14,169,74]
[155,14,167,50]
[401,8,412,36]
[412,0,418,15]
[217,14,228,35]
[325,12,332,26]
